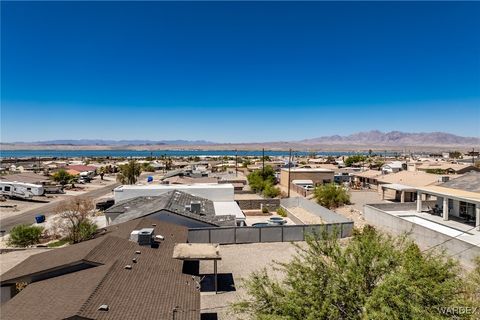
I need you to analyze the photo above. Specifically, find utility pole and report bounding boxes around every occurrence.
[288,148,292,198]
[235,149,238,177]
[262,148,265,176]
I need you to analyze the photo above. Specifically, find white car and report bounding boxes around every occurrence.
[303,185,315,191]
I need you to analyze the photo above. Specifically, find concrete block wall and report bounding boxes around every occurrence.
[364,205,480,269]
[281,197,352,224]
[236,199,280,210]
[187,222,354,245]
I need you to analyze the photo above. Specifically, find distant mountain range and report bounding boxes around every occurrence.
[4,131,479,149]
[298,131,480,147]
[12,139,215,146]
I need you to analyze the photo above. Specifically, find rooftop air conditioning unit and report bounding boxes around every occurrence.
[440,176,450,182]
[137,228,155,246]
[190,201,201,214]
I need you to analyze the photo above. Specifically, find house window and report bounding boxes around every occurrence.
[459,201,475,220]
[27,188,31,191]
[4,186,11,191]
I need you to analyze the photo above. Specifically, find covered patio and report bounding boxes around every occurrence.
[381,183,417,203]
[416,186,480,231]
[173,243,222,293]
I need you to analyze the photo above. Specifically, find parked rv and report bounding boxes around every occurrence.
[0,181,44,200]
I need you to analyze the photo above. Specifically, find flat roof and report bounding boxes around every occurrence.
[418,186,480,203]
[172,243,221,260]
[213,201,246,220]
[281,168,334,173]
[381,183,417,192]
[115,183,233,190]
[292,179,314,184]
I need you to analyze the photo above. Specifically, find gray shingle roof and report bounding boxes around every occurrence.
[0,218,200,320]
[105,190,236,226]
[440,171,480,193]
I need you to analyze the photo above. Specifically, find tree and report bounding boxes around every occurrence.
[314,183,350,209]
[263,183,281,198]
[243,159,252,168]
[8,225,44,247]
[54,198,97,244]
[141,162,155,172]
[233,226,471,320]
[117,160,141,184]
[52,169,76,187]
[344,155,367,167]
[449,151,463,159]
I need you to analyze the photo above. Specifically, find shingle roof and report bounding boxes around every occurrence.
[440,171,480,193]
[0,218,200,320]
[105,190,236,227]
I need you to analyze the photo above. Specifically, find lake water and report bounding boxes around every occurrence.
[0,149,375,159]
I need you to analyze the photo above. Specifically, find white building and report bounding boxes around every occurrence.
[114,183,234,203]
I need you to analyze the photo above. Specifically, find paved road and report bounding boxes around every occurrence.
[0,183,120,233]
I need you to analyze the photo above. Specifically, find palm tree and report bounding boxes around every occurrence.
[117,160,141,184]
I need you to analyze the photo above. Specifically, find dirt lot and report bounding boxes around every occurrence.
[333,190,387,228]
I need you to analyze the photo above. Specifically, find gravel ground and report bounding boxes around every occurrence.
[333,190,387,228]
[288,206,323,224]
[0,248,51,275]
[200,242,301,320]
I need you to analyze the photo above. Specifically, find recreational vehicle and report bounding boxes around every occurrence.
[0,181,44,200]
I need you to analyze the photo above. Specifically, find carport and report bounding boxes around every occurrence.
[381,183,417,203]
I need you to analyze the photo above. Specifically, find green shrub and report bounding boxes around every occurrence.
[8,224,44,247]
[262,206,269,214]
[72,220,98,243]
[262,183,281,198]
[277,207,288,217]
[314,183,350,209]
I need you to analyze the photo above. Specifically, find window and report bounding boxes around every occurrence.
[4,186,11,191]
[27,188,31,191]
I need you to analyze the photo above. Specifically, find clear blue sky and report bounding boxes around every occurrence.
[1,1,479,143]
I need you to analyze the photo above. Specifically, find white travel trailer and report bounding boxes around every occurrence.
[0,181,44,200]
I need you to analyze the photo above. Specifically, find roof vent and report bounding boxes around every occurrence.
[125,265,132,269]
[135,250,141,254]
[98,304,109,311]
[132,258,137,263]
[155,235,165,241]
[190,201,201,214]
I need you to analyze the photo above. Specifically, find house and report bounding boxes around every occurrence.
[279,168,334,188]
[105,190,243,227]
[64,165,98,173]
[0,218,200,320]
[351,170,382,187]
[381,161,404,174]
[416,162,480,174]
[416,186,480,227]
[114,183,234,203]
[439,171,480,193]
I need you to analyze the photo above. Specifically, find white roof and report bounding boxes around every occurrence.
[383,161,403,169]
[281,168,334,173]
[292,179,314,185]
[213,201,246,220]
[116,183,231,190]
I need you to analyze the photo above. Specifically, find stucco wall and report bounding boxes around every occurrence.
[364,205,480,269]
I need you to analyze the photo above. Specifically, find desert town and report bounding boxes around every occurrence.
[0,149,479,319]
